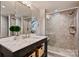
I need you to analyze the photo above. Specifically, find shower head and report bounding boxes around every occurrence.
[68,9,76,15]
[69,11,74,15]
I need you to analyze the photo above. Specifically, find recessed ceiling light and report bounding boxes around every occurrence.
[2,5,6,8]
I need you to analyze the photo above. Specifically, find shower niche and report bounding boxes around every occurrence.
[69,25,76,35]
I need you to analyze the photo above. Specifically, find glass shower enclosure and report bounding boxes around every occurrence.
[45,8,79,57]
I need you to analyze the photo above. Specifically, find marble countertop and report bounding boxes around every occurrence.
[0,35,47,53]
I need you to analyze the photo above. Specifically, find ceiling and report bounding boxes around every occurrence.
[1,1,32,17]
[31,1,79,13]
[1,1,79,17]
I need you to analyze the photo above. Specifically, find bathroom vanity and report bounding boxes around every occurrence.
[0,35,47,57]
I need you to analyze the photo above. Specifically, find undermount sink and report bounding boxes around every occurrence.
[30,36,40,39]
[17,34,40,40]
[10,35,41,44]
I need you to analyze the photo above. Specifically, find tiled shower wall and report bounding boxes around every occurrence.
[46,10,77,49]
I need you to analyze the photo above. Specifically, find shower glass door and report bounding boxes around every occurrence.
[45,9,78,56]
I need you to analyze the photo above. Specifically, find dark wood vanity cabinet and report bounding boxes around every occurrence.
[0,38,47,57]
